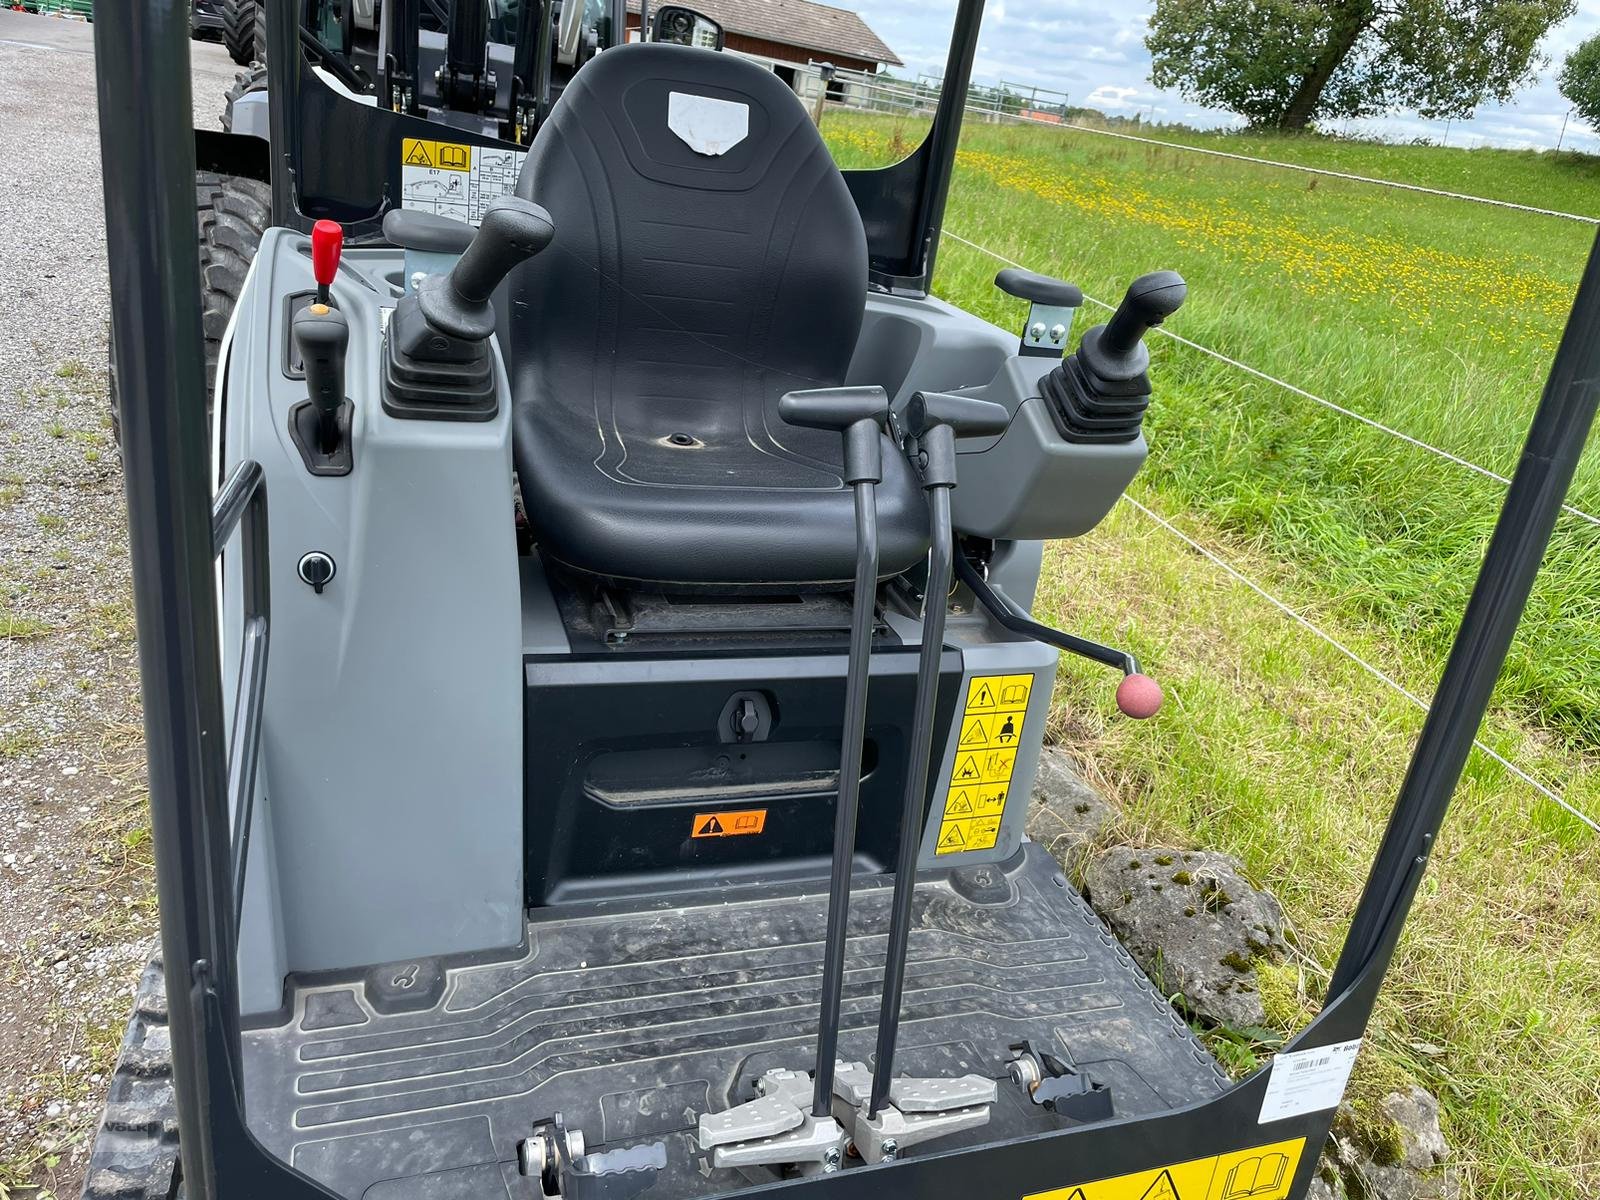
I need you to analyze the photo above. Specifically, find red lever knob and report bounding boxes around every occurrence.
[1115,673,1164,720]
[311,219,344,292]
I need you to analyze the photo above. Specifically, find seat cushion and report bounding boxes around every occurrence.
[506,43,929,587]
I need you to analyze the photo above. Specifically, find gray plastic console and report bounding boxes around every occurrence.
[947,355,1147,541]
[219,230,524,1017]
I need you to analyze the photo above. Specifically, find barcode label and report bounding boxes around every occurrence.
[1258,1038,1362,1123]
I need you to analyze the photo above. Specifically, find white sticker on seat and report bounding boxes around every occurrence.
[667,92,749,156]
[1258,1038,1363,1123]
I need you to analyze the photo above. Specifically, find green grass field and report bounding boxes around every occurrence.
[825,114,1600,1197]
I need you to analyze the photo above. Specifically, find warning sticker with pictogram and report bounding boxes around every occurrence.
[1023,1136,1305,1200]
[691,809,767,839]
[401,138,527,225]
[935,672,1035,855]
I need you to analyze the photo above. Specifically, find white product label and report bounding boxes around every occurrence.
[1258,1038,1362,1123]
[667,92,749,156]
[400,138,527,226]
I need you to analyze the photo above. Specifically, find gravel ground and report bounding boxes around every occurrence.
[0,13,240,1197]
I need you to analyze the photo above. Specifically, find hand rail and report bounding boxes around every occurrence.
[212,461,271,932]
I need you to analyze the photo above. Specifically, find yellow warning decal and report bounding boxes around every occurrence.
[935,672,1034,855]
[401,138,472,171]
[691,809,767,839]
[1024,1137,1305,1200]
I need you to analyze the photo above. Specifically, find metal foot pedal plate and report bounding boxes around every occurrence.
[832,1061,996,1164]
[697,1067,848,1172]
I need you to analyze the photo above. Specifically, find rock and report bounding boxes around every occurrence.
[1378,1086,1449,1170]
[1081,846,1287,1027]
[1026,749,1116,877]
[1332,1132,1461,1200]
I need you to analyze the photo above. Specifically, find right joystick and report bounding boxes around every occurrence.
[1087,270,1188,380]
[1039,269,1187,446]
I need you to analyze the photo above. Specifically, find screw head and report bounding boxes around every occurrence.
[881,1138,899,1160]
[822,1146,842,1171]
[1049,323,1068,343]
[1028,321,1047,341]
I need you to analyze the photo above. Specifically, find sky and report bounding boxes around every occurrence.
[850,0,1600,154]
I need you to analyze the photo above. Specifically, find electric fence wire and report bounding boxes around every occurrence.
[1121,496,1598,835]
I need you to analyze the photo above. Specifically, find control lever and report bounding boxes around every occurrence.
[776,385,888,1121]
[867,389,1009,1124]
[953,544,1163,719]
[418,196,555,341]
[1080,270,1188,381]
[290,300,353,475]
[311,218,343,306]
[1042,269,1187,445]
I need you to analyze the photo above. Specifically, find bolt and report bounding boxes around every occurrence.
[1049,323,1068,343]
[411,271,427,291]
[1028,321,1047,341]
[881,1138,899,1161]
[822,1146,842,1172]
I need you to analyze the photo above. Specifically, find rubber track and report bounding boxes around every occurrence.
[80,955,182,1200]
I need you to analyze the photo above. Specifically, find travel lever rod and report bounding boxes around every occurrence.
[868,391,1009,1119]
[777,386,890,1118]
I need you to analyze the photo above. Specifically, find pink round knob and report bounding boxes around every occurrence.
[1115,673,1163,719]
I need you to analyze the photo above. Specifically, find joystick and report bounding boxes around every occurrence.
[384,197,554,421]
[1039,269,1187,445]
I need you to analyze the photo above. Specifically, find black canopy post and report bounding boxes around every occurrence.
[1329,228,1600,1001]
[912,0,984,288]
[93,2,241,1197]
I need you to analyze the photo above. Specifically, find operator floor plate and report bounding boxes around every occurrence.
[241,843,1228,1199]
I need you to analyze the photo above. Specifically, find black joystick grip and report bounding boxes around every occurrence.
[292,303,349,452]
[418,197,554,341]
[1083,270,1187,381]
[779,385,889,485]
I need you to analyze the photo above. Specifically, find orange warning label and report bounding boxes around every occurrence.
[691,809,767,838]
[936,672,1035,855]
[1023,1137,1305,1200]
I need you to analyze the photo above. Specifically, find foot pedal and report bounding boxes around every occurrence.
[521,1114,665,1200]
[831,1062,996,1163]
[697,1067,849,1173]
[1007,1040,1115,1124]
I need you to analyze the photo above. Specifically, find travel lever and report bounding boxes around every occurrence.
[776,385,889,1121]
[865,391,1009,1129]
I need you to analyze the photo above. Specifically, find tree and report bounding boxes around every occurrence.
[1146,0,1576,131]
[1558,34,1600,132]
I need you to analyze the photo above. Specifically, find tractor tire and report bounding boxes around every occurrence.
[80,954,182,1200]
[253,0,267,67]
[108,172,270,448]
[220,0,259,65]
[220,65,268,133]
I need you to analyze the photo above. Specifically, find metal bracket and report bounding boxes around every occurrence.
[1021,301,1077,355]
[697,1067,850,1173]
[831,1062,996,1164]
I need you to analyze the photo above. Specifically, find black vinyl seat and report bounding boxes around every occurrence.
[508,43,929,588]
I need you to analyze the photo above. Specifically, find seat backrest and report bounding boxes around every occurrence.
[508,43,869,489]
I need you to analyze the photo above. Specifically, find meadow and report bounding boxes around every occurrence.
[825,113,1600,1197]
